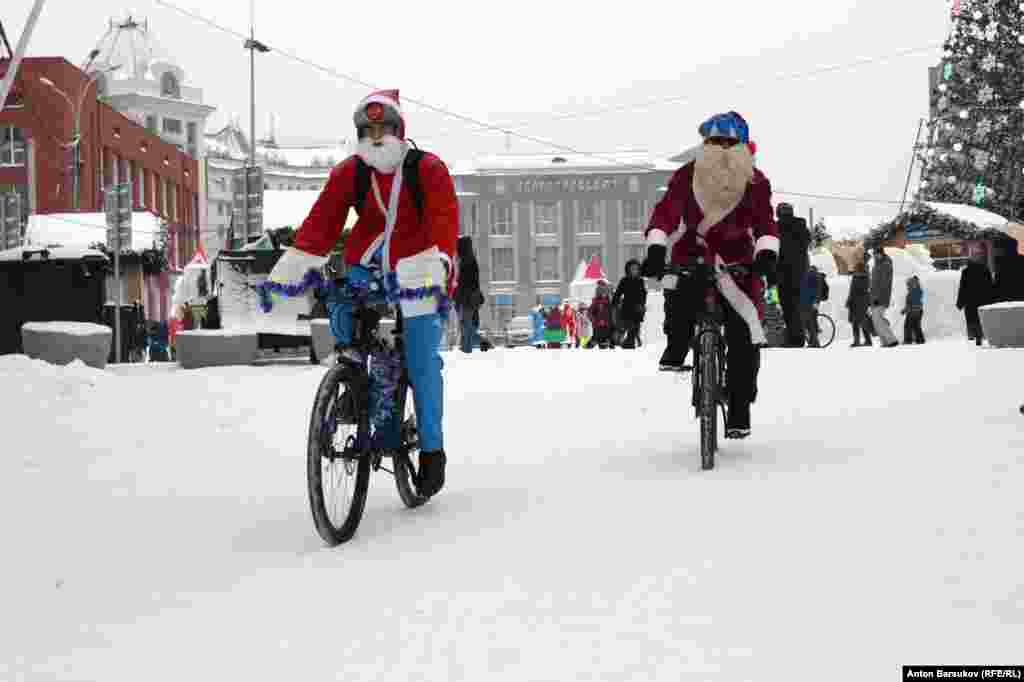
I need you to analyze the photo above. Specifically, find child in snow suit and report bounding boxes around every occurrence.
[900,275,925,344]
[587,282,613,348]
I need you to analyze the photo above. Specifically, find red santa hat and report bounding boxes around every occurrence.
[353,89,405,140]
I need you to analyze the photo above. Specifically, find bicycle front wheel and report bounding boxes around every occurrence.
[699,330,718,471]
[307,363,372,546]
[817,312,837,348]
[394,380,428,508]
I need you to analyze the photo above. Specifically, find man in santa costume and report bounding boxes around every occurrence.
[641,111,779,438]
[265,89,458,497]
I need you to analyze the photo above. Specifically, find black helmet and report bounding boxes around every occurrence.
[776,202,794,218]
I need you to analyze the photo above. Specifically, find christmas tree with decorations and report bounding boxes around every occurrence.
[917,0,1024,219]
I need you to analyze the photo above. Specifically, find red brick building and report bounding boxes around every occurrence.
[0,57,199,267]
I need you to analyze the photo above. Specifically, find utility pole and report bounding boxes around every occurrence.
[243,1,269,242]
[0,0,47,111]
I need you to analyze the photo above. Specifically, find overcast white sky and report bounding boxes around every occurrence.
[7,0,952,222]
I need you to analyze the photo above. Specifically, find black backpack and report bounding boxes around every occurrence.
[817,271,830,302]
[353,148,426,221]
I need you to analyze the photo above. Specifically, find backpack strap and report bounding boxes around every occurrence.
[352,156,372,215]
[353,149,426,222]
[403,148,425,222]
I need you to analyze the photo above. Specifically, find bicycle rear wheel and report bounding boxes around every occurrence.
[699,330,718,470]
[393,380,428,508]
[307,363,372,546]
[817,312,837,348]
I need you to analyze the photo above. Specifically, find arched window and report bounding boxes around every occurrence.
[160,72,181,99]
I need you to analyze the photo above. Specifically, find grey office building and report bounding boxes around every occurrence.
[452,151,681,330]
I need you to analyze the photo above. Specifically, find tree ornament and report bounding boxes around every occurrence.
[938,96,949,110]
[959,109,970,119]
[944,62,954,79]
[948,176,957,184]
[954,142,964,152]
[978,84,994,104]
[973,10,982,20]
[938,83,948,93]
[981,54,997,71]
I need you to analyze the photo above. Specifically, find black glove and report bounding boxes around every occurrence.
[753,250,778,282]
[641,245,667,279]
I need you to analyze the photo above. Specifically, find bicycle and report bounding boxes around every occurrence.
[664,261,752,471]
[302,277,429,546]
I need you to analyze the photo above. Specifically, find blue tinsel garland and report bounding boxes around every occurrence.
[257,268,450,319]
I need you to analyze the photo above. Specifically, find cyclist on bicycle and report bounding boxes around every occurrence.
[641,111,779,438]
[265,89,458,497]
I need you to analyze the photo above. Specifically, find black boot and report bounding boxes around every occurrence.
[416,450,447,497]
[725,400,751,439]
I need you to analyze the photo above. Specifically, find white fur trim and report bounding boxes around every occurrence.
[268,247,328,285]
[396,246,447,290]
[714,254,767,346]
[400,295,439,319]
[754,234,780,255]
[646,229,668,247]
[359,94,403,117]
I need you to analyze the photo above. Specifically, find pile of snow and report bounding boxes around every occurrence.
[0,244,108,262]
[21,321,111,335]
[924,201,1009,232]
[818,246,968,342]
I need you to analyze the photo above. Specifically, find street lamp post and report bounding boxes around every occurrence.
[40,64,120,210]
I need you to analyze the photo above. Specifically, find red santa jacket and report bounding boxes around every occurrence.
[292,152,459,275]
[645,161,779,341]
[561,304,577,337]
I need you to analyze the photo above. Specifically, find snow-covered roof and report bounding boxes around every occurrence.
[822,216,892,242]
[262,190,358,231]
[923,202,1008,232]
[23,212,163,252]
[204,122,351,169]
[0,244,108,262]
[465,151,679,175]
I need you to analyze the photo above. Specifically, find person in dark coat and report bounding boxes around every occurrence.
[454,236,483,353]
[846,262,873,346]
[956,249,994,345]
[775,202,811,347]
[611,259,647,349]
[900,275,926,344]
[799,265,821,347]
[992,237,1024,304]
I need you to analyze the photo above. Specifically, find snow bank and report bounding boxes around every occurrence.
[819,246,966,341]
[0,354,110,409]
[20,321,111,336]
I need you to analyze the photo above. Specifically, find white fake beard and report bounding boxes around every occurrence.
[357,135,406,173]
[693,142,755,213]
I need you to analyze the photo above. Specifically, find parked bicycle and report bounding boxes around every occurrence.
[664,261,751,471]
[303,277,428,546]
[815,311,836,349]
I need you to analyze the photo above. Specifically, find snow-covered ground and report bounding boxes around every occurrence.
[2,338,1023,680]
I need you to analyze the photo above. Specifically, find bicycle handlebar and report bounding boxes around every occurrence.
[664,262,751,278]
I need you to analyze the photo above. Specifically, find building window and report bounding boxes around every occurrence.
[622,243,645,265]
[577,200,602,234]
[162,118,183,135]
[145,115,157,132]
[491,203,513,236]
[491,247,515,282]
[578,245,602,266]
[161,72,181,99]
[622,199,643,233]
[536,246,560,282]
[460,203,478,237]
[534,201,558,235]
[0,126,26,166]
[629,176,640,193]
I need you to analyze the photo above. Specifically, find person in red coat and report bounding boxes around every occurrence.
[587,281,614,348]
[641,111,779,438]
[265,89,458,497]
[561,302,578,347]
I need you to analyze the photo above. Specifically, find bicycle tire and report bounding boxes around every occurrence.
[699,330,718,470]
[393,380,428,508]
[817,312,837,348]
[307,363,372,546]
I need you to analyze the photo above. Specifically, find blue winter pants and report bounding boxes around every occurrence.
[327,297,445,453]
